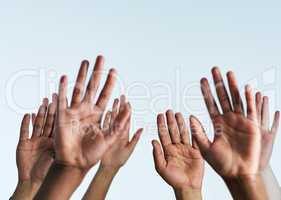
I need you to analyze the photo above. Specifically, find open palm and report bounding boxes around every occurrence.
[54,57,130,170]
[191,68,261,178]
[152,111,204,190]
[17,96,56,184]
[100,96,143,169]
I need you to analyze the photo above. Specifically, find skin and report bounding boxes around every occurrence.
[82,95,143,200]
[11,95,57,200]
[191,67,268,200]
[255,92,281,199]
[152,110,204,200]
[35,56,130,200]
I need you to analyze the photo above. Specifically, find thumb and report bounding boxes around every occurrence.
[127,128,143,152]
[152,140,166,173]
[189,115,211,155]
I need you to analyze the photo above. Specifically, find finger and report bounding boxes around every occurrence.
[152,140,167,173]
[271,111,280,137]
[96,68,117,111]
[245,85,257,122]
[200,78,220,120]
[227,71,244,114]
[83,55,104,103]
[110,98,119,128]
[19,114,31,140]
[127,128,143,153]
[32,104,48,138]
[113,103,131,133]
[70,60,89,107]
[175,113,190,145]
[189,115,211,155]
[212,67,232,113]
[32,113,36,126]
[119,94,126,112]
[42,98,49,107]
[103,111,111,130]
[58,75,68,111]
[157,114,171,146]
[255,92,263,124]
[43,102,56,137]
[166,110,181,144]
[261,96,270,130]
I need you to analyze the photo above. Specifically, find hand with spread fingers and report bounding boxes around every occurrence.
[11,95,57,200]
[152,110,204,200]
[255,92,281,199]
[35,56,128,200]
[191,67,267,199]
[255,92,280,170]
[83,95,143,200]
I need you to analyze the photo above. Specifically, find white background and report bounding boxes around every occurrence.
[1,1,281,199]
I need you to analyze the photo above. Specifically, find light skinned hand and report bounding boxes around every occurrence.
[152,110,204,191]
[255,92,280,171]
[54,57,130,171]
[100,95,143,170]
[191,67,261,178]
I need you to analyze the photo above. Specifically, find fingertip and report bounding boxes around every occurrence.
[200,77,208,85]
[81,59,90,67]
[211,66,220,74]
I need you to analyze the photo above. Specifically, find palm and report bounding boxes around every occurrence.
[101,137,129,167]
[17,137,53,182]
[56,105,111,168]
[153,111,204,191]
[101,97,143,168]
[207,113,260,177]
[161,143,203,189]
[16,97,57,184]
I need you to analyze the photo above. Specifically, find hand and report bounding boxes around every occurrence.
[192,67,261,178]
[14,95,57,198]
[152,110,204,191]
[255,92,280,171]
[54,56,130,171]
[100,95,143,170]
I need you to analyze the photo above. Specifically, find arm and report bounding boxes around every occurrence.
[83,95,143,200]
[192,67,268,199]
[35,57,130,199]
[255,93,281,199]
[152,111,204,200]
[82,166,119,200]
[11,96,56,200]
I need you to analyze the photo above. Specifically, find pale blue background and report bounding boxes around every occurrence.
[0,1,281,199]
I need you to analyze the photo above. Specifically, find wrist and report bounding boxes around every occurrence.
[174,187,202,200]
[98,165,120,177]
[224,174,267,200]
[11,180,39,200]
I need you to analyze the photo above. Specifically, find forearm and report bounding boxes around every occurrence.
[10,181,40,200]
[174,188,202,200]
[261,166,281,200]
[224,174,268,200]
[34,163,87,200]
[82,165,119,200]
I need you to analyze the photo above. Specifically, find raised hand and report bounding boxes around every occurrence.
[152,110,204,199]
[100,95,143,169]
[255,92,281,199]
[12,95,57,199]
[255,92,280,170]
[82,95,143,200]
[54,57,130,170]
[35,56,129,200]
[191,67,267,199]
[192,68,261,178]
